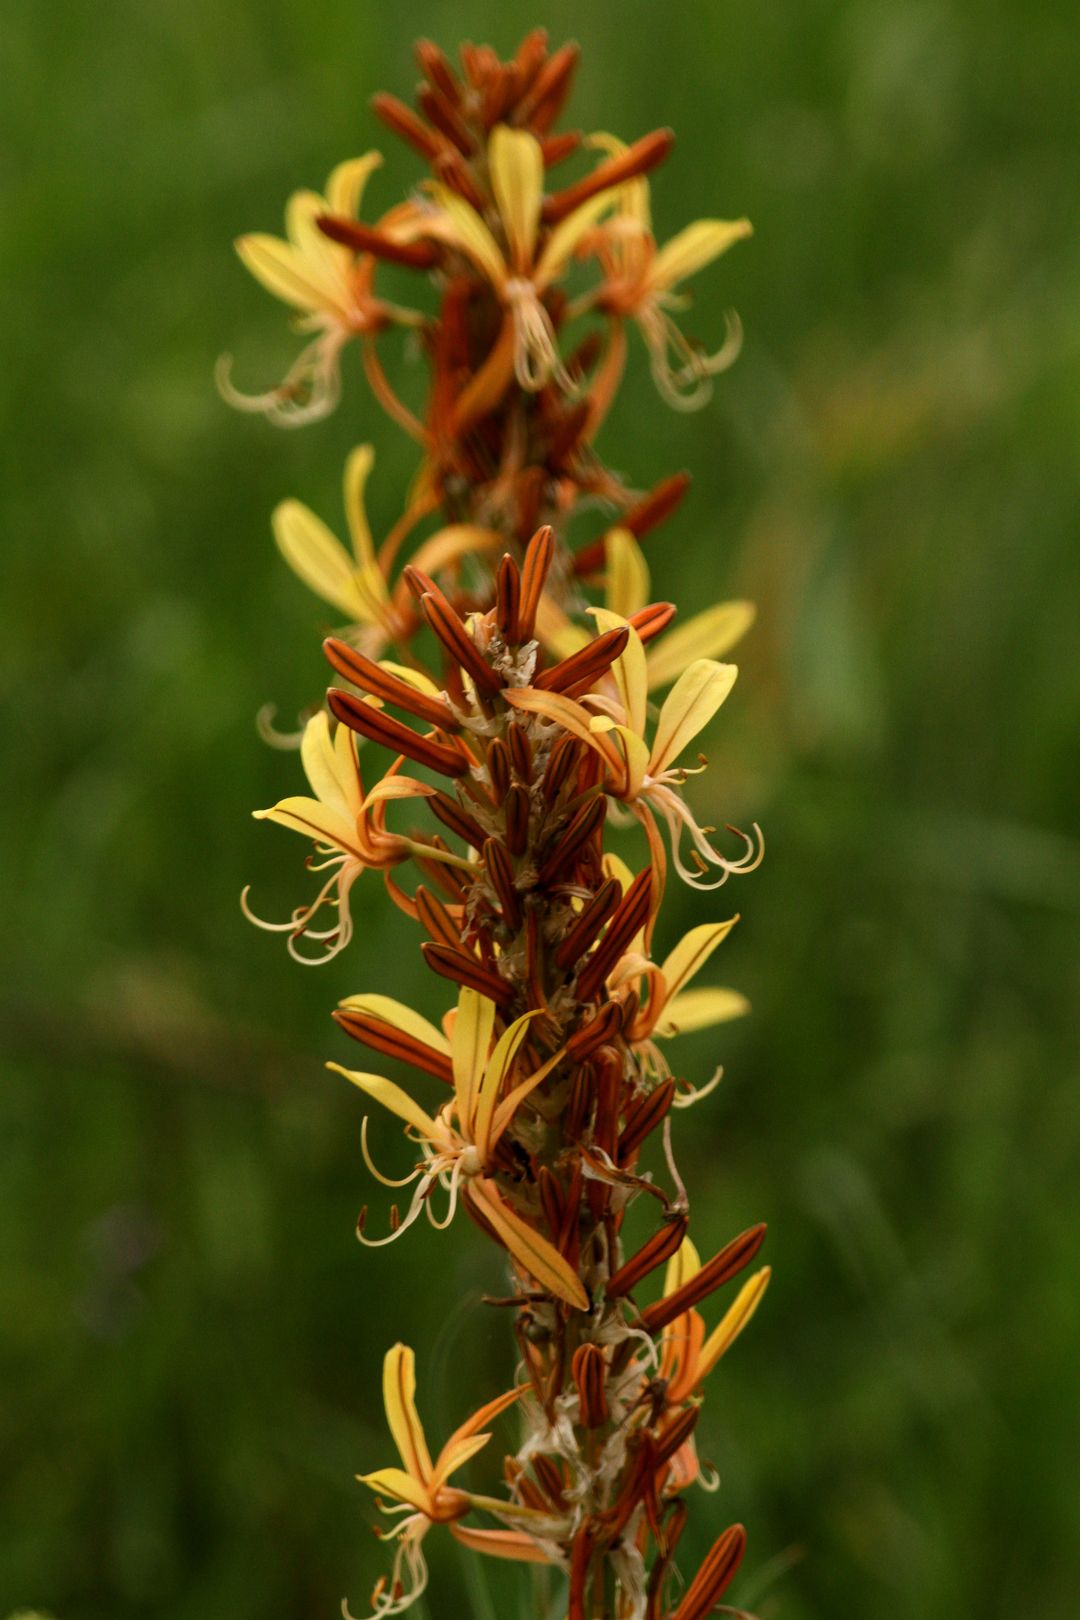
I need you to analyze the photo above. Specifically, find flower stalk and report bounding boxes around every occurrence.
[227,30,767,1619]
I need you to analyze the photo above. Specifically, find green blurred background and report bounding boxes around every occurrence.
[4,1,1078,1616]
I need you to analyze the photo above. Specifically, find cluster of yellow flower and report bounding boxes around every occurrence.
[227,30,766,1619]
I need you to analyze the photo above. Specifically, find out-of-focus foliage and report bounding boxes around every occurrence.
[2,2,1077,1617]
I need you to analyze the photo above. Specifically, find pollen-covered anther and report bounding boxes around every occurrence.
[671,1524,747,1620]
[640,1223,767,1333]
[606,1212,690,1298]
[571,1343,609,1427]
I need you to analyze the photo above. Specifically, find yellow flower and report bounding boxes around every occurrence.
[537,526,757,690]
[505,620,763,891]
[419,125,618,393]
[219,154,422,425]
[590,133,751,409]
[242,712,446,963]
[328,988,587,1307]
[354,1344,532,1617]
[655,1238,770,1491]
[600,888,750,1093]
[271,444,505,653]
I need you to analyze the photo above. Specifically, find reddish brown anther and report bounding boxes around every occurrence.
[575,868,653,1001]
[641,1224,768,1334]
[671,1524,747,1620]
[553,877,621,970]
[495,553,521,641]
[323,637,457,728]
[419,585,505,697]
[565,1000,623,1062]
[327,688,469,777]
[315,214,439,268]
[571,1344,609,1427]
[504,784,530,856]
[333,1007,453,1084]
[371,92,445,161]
[517,524,555,642]
[484,837,522,931]
[542,128,674,225]
[421,942,514,1005]
[537,794,606,885]
[534,625,630,693]
[618,1079,676,1161]
[605,1213,690,1299]
[414,885,462,950]
[628,602,678,645]
[428,791,488,851]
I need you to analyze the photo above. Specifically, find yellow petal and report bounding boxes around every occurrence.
[696,1266,771,1382]
[590,607,647,736]
[469,1180,589,1310]
[382,1343,434,1484]
[645,601,756,690]
[602,852,637,894]
[587,132,652,232]
[536,189,620,289]
[604,527,651,619]
[361,774,437,810]
[428,1430,491,1491]
[489,125,543,271]
[235,233,337,313]
[474,1010,544,1162]
[285,188,346,285]
[452,989,496,1131]
[298,711,359,818]
[648,659,738,777]
[356,1466,433,1515]
[326,152,383,219]
[271,499,371,622]
[325,1064,442,1141]
[253,795,359,854]
[663,1234,702,1297]
[336,994,451,1056]
[655,987,751,1038]
[659,919,738,1003]
[426,184,506,287]
[343,444,379,573]
[647,218,753,292]
[378,662,444,698]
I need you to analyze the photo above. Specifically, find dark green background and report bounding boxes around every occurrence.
[4,1,1078,1616]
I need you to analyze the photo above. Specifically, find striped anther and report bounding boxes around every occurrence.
[495,554,521,641]
[564,1000,622,1062]
[314,215,439,268]
[605,1214,689,1299]
[517,525,555,642]
[534,626,630,693]
[571,1344,608,1427]
[627,602,677,646]
[553,877,621,970]
[575,868,653,1001]
[618,1079,675,1160]
[323,637,456,727]
[327,688,468,777]
[332,1009,453,1084]
[414,885,462,950]
[370,92,445,161]
[537,795,606,885]
[541,128,674,225]
[640,1224,768,1334]
[419,587,504,696]
[671,1525,746,1620]
[428,791,487,851]
[421,942,514,1005]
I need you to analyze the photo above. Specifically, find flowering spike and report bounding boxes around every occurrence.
[230,30,767,1618]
